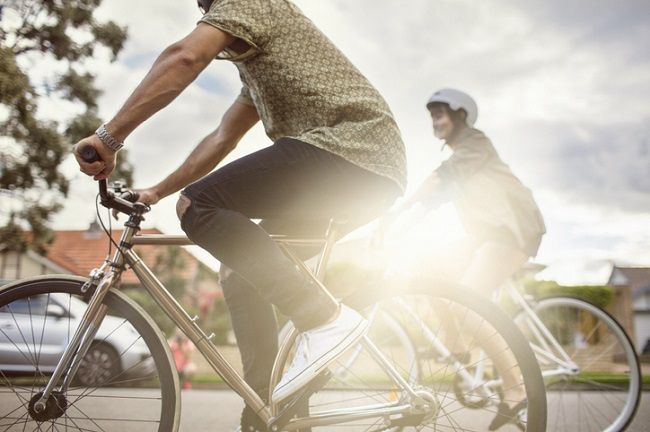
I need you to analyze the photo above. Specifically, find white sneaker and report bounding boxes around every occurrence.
[271,305,368,403]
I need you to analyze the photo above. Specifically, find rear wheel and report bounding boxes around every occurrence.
[515,296,641,432]
[0,276,180,432]
[272,283,547,431]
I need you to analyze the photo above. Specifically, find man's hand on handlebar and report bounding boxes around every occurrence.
[111,187,154,219]
[73,135,117,180]
[77,143,153,218]
[132,188,161,206]
[111,187,159,219]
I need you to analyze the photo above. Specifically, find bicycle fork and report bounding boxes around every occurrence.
[33,268,115,414]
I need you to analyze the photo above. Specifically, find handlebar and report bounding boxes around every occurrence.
[78,145,149,216]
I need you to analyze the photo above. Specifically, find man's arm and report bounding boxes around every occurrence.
[74,23,236,180]
[140,100,260,204]
[107,23,235,142]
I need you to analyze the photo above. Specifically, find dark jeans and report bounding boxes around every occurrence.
[180,138,399,407]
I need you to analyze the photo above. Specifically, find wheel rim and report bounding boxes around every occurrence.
[516,296,641,432]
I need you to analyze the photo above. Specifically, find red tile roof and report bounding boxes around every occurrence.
[42,228,210,285]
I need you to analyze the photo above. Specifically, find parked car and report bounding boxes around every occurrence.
[0,293,155,386]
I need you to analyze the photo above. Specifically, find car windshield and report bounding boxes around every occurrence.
[0,293,85,318]
[0,295,50,315]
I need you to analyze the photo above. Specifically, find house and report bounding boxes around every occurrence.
[608,266,650,353]
[0,223,222,319]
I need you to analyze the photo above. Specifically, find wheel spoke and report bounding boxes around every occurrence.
[0,279,178,431]
[519,296,641,431]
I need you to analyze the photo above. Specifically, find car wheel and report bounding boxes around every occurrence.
[76,342,121,387]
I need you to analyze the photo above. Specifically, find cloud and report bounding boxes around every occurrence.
[501,120,650,212]
[504,0,650,60]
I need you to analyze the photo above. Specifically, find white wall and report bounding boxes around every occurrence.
[633,313,650,353]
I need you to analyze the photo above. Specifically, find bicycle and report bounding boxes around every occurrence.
[507,278,642,431]
[405,205,641,431]
[0,169,547,430]
[341,270,641,431]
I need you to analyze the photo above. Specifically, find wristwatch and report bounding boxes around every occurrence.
[95,124,124,152]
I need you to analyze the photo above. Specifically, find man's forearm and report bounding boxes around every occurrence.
[106,46,209,142]
[152,133,236,200]
[152,101,259,200]
[103,24,234,142]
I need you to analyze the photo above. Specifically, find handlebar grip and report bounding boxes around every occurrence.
[79,144,101,163]
[119,190,141,203]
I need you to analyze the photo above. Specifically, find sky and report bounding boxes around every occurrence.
[4,0,650,284]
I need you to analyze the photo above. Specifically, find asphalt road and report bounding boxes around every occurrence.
[0,388,644,431]
[179,390,649,432]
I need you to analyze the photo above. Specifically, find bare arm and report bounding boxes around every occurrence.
[401,172,443,210]
[143,100,260,204]
[107,23,235,142]
[74,23,236,180]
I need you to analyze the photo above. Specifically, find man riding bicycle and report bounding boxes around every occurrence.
[74,1,406,430]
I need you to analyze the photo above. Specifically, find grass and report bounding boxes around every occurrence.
[187,371,650,390]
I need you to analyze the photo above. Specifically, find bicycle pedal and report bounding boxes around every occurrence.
[269,369,332,430]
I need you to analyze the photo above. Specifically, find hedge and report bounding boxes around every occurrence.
[521,279,614,308]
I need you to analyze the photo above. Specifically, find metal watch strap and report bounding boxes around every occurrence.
[95,124,124,152]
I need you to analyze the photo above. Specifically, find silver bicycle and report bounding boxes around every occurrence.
[507,279,641,431]
[0,179,547,431]
[345,276,641,431]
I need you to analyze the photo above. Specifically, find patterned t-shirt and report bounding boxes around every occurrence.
[200,0,407,191]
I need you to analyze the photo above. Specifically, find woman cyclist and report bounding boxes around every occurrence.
[401,88,546,429]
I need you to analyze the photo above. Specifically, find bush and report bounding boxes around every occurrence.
[521,279,614,308]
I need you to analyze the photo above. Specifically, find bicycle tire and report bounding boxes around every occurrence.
[272,281,547,431]
[0,275,180,432]
[515,296,642,432]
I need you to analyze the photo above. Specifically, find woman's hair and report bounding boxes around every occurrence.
[428,102,469,127]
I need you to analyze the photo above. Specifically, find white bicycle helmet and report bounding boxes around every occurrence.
[426,88,478,127]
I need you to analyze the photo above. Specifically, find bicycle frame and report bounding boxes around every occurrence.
[502,281,580,376]
[33,215,428,429]
[379,297,501,402]
[349,280,578,405]
[390,278,580,396]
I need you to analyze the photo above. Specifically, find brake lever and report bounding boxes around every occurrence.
[111,191,149,219]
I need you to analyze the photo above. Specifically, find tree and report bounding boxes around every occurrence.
[123,246,189,336]
[0,0,132,254]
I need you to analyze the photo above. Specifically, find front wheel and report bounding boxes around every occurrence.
[515,296,641,432]
[0,276,180,432]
